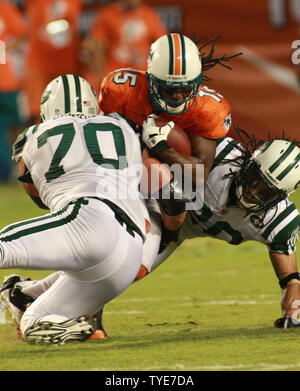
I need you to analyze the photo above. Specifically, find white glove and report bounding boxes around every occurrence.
[275,278,300,328]
[142,114,174,154]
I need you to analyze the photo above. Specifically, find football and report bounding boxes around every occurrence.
[154,116,192,156]
[141,118,191,196]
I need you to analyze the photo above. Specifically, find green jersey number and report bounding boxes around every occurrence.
[191,209,243,245]
[37,122,127,182]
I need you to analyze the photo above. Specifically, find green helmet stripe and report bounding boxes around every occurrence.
[73,75,82,113]
[276,151,300,180]
[167,34,174,75]
[180,34,186,75]
[269,143,297,173]
[61,74,70,114]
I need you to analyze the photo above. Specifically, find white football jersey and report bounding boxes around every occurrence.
[12,113,149,237]
[182,137,300,255]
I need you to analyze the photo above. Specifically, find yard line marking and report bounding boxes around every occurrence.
[105,294,279,306]
[104,310,146,314]
[236,44,300,94]
[87,361,300,371]
[178,300,277,306]
[203,300,277,305]
[116,298,162,302]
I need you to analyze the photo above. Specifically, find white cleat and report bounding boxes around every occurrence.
[23,315,97,345]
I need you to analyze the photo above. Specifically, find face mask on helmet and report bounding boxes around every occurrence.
[235,140,300,213]
[235,162,286,212]
[40,74,99,122]
[147,33,202,115]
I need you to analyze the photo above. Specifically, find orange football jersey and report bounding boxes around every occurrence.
[25,0,82,73]
[99,69,231,139]
[90,2,168,73]
[0,1,26,91]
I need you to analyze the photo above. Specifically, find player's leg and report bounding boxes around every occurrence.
[20,221,143,345]
[92,203,182,334]
[0,200,94,272]
[17,272,63,299]
[0,272,62,325]
[5,197,144,345]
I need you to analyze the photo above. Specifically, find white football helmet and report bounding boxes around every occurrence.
[147,33,202,114]
[235,139,300,212]
[40,74,99,122]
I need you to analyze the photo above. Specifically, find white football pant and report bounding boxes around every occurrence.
[0,198,143,334]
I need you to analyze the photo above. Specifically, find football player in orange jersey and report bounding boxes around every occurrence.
[100,33,239,253]
[99,33,238,186]
[81,0,168,95]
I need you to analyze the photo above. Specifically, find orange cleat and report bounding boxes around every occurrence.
[88,329,107,340]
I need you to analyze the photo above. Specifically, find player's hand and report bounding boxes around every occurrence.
[274,281,300,328]
[142,114,174,155]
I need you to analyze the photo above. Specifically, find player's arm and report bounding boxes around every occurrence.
[160,89,231,183]
[12,128,48,210]
[142,115,213,185]
[17,157,49,210]
[269,251,300,328]
[157,136,215,184]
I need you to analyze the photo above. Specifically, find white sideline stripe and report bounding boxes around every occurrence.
[87,361,300,371]
[236,44,300,94]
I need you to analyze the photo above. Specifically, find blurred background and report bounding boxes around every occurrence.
[0,0,300,182]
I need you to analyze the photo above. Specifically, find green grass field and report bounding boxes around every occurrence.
[0,180,300,372]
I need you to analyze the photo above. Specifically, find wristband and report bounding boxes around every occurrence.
[279,272,300,289]
[149,140,171,156]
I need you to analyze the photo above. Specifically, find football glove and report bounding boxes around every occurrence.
[142,114,174,155]
[274,279,300,328]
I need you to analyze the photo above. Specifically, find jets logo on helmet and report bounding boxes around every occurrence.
[40,74,99,122]
[147,33,202,114]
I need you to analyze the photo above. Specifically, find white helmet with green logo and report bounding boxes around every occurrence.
[235,139,300,212]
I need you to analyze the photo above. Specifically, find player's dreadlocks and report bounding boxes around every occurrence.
[192,34,242,82]
[218,126,300,173]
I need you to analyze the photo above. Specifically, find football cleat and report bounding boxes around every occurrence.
[0,274,34,324]
[89,308,108,340]
[23,315,97,345]
[88,329,107,340]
